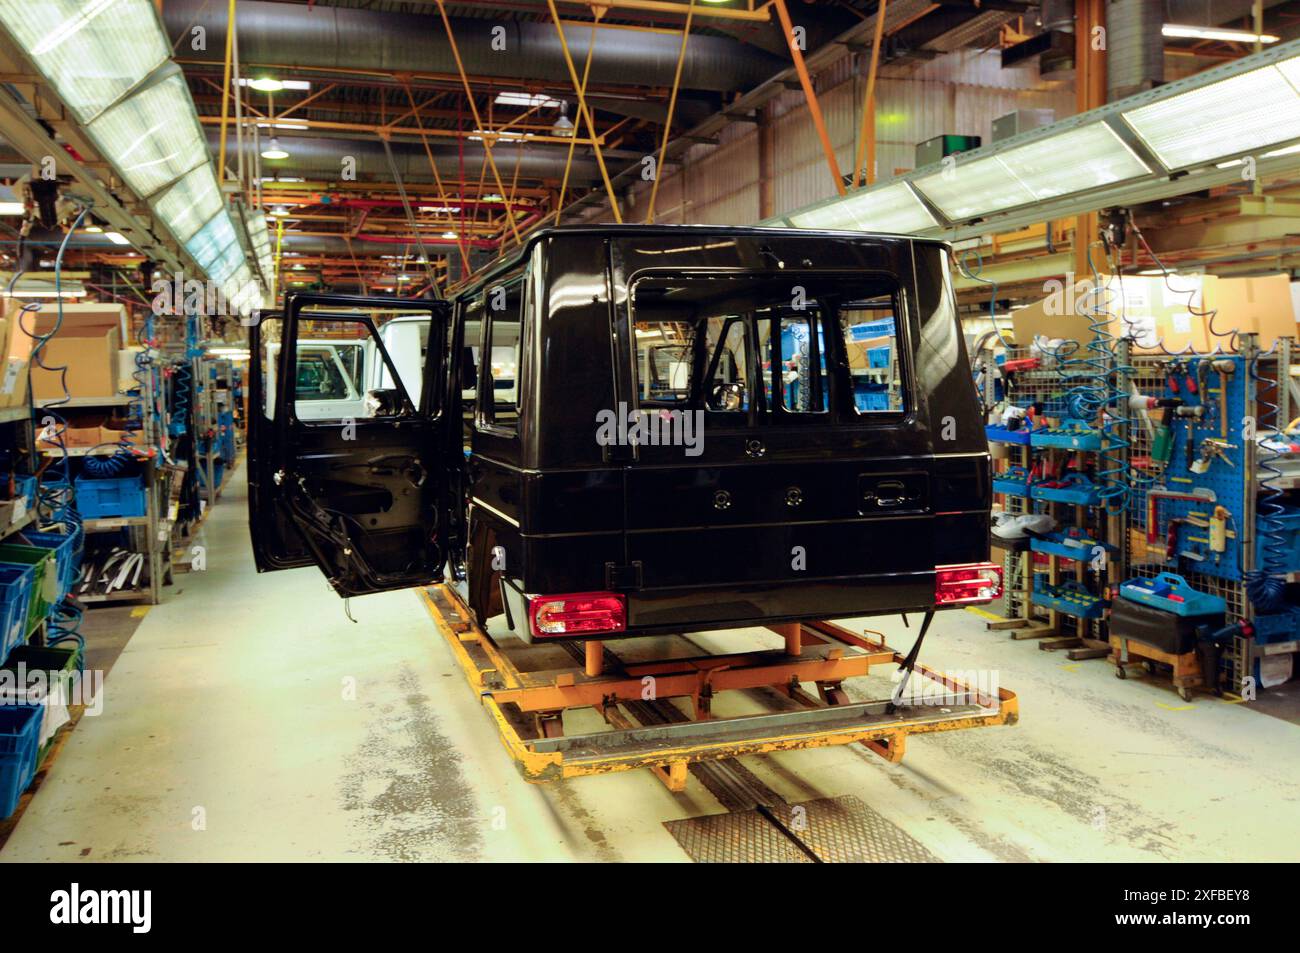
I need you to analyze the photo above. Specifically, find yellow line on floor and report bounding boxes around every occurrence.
[964,606,1004,622]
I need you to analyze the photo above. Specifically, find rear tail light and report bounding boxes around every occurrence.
[935,562,1002,605]
[528,592,627,638]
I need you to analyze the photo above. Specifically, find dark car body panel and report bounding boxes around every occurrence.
[249,225,991,639]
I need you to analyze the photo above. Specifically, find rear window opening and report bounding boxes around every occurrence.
[629,274,907,422]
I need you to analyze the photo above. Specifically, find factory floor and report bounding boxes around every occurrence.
[2,467,1298,863]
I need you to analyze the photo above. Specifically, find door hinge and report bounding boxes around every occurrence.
[604,560,643,589]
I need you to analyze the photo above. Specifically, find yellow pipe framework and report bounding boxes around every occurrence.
[400,79,474,275]
[433,0,523,244]
[553,15,600,228]
[546,0,623,224]
[645,0,696,224]
[216,0,237,184]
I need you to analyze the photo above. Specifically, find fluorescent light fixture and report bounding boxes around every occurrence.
[238,77,309,91]
[261,176,306,184]
[85,72,207,198]
[1162,24,1279,44]
[419,205,461,214]
[261,138,290,160]
[149,163,222,244]
[83,224,103,233]
[0,0,169,123]
[494,92,561,108]
[914,123,1149,220]
[186,212,237,270]
[268,206,291,218]
[789,181,937,233]
[441,231,458,239]
[206,346,251,357]
[104,231,130,245]
[468,128,529,142]
[1122,60,1300,169]
[996,123,1149,200]
[256,122,309,131]
[1264,142,1300,158]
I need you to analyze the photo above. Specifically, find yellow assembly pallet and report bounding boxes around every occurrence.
[420,585,1019,791]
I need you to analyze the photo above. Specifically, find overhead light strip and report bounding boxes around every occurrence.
[771,39,1300,238]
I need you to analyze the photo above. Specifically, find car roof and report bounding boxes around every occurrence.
[454,224,945,301]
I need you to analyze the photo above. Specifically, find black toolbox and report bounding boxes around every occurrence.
[1110,596,1225,655]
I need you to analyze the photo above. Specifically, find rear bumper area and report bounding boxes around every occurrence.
[504,573,941,642]
[626,574,937,635]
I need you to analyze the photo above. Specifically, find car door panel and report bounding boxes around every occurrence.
[270,293,449,596]
[247,312,313,571]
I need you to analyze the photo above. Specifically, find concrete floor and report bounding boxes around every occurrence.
[2,467,1298,862]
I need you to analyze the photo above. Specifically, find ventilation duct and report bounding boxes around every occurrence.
[1108,0,1164,100]
[164,0,782,95]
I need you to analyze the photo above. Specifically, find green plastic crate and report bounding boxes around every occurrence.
[0,644,79,768]
[0,545,57,636]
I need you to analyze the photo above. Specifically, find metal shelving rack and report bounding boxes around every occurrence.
[38,364,169,606]
[983,345,1115,655]
[192,356,234,509]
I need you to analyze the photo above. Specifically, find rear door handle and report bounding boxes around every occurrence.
[866,480,915,508]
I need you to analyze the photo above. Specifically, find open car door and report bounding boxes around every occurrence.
[248,311,312,571]
[269,293,449,596]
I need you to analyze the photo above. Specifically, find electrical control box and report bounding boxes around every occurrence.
[915,134,981,169]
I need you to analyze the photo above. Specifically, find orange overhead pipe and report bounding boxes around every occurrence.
[851,0,888,189]
[1072,0,1105,276]
[772,0,845,197]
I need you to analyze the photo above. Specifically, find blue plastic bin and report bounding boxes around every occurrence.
[0,565,34,663]
[73,476,147,519]
[0,473,37,520]
[18,530,82,604]
[1119,573,1227,617]
[0,704,42,818]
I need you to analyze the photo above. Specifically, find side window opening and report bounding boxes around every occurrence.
[630,275,900,423]
[840,294,905,414]
[289,314,414,424]
[481,272,524,434]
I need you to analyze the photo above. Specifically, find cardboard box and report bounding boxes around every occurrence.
[0,302,33,409]
[117,346,143,393]
[30,303,128,402]
[1211,274,1296,348]
[37,415,105,450]
[1011,273,1297,353]
[99,425,143,447]
[30,324,122,402]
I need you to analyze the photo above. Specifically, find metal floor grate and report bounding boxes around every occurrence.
[665,795,942,863]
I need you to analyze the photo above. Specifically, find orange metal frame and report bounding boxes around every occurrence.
[419,584,1019,791]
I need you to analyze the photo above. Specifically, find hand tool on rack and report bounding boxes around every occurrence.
[1190,438,1236,474]
[1146,486,1217,545]
[1210,359,1236,439]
